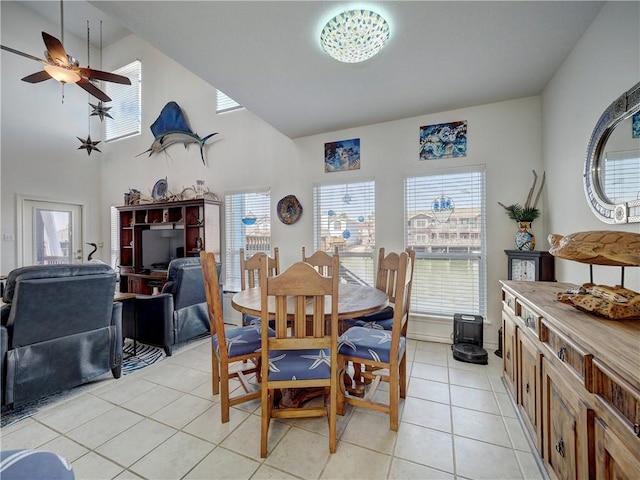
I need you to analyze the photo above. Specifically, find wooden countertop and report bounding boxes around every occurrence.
[501,280,640,393]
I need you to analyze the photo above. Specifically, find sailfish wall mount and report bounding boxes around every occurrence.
[138,101,218,165]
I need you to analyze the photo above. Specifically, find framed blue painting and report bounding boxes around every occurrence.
[420,121,467,160]
[325,138,360,172]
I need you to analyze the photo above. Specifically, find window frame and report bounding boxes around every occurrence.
[104,60,142,143]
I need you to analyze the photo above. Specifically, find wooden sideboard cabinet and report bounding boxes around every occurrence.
[116,199,221,292]
[501,281,640,480]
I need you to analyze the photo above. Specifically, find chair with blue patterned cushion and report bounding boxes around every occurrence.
[259,255,340,458]
[240,247,279,326]
[337,250,412,431]
[200,251,274,423]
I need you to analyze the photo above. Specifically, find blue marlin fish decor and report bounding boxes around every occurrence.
[138,101,218,165]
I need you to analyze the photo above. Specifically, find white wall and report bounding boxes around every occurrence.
[542,1,640,292]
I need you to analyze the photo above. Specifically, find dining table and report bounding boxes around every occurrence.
[231,282,389,323]
[231,282,389,406]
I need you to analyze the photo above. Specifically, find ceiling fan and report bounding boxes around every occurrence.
[1,31,131,102]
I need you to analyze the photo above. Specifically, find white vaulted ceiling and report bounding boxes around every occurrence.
[21,1,604,139]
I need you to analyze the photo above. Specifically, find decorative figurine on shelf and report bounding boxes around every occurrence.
[196,237,203,251]
[498,170,545,251]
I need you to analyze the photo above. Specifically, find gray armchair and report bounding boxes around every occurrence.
[0,264,122,408]
[132,257,220,356]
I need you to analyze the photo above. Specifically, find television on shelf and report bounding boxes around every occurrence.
[141,228,183,272]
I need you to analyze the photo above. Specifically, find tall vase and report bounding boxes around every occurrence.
[515,221,536,251]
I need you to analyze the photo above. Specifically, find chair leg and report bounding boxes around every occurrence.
[337,358,346,416]
[211,350,220,396]
[111,365,122,379]
[261,388,271,458]
[389,367,399,431]
[399,354,407,399]
[220,365,230,423]
[329,378,337,453]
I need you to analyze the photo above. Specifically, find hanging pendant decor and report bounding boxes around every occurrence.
[90,101,112,121]
[77,135,101,155]
[432,195,455,223]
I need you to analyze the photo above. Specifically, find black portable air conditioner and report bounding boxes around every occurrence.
[451,313,488,365]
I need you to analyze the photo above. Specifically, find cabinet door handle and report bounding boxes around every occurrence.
[557,346,567,361]
[525,382,530,394]
[506,351,511,360]
[634,424,640,438]
[507,298,512,307]
[555,438,565,458]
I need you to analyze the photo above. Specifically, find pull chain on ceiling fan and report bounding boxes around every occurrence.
[0,0,131,102]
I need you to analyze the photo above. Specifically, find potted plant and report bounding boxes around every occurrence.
[499,170,545,251]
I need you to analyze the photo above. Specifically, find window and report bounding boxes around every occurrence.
[110,207,120,270]
[225,189,271,290]
[216,89,243,114]
[405,167,486,318]
[313,180,375,285]
[104,60,141,142]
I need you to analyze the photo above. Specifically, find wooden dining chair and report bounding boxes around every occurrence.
[342,247,416,332]
[240,247,279,326]
[259,255,340,458]
[337,250,413,431]
[200,251,273,423]
[302,246,339,276]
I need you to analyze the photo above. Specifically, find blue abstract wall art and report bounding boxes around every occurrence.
[633,112,640,138]
[419,121,467,160]
[325,138,361,172]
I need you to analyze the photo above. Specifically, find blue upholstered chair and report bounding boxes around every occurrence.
[133,257,213,356]
[0,450,74,479]
[0,264,122,408]
[337,250,413,431]
[259,256,340,458]
[240,248,279,327]
[201,251,274,423]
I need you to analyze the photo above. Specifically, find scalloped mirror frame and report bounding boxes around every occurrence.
[583,81,640,224]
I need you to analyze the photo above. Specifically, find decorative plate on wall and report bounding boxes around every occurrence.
[152,178,168,201]
[277,195,303,225]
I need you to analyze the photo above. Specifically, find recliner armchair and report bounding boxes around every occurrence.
[132,257,220,356]
[0,263,122,408]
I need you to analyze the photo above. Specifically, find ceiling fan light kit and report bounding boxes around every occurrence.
[43,63,81,84]
[320,9,390,64]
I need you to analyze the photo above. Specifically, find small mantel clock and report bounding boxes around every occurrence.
[505,250,555,282]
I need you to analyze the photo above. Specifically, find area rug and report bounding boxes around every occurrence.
[1,340,165,428]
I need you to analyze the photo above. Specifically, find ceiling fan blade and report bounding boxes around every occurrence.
[77,78,111,102]
[42,31,69,67]
[21,70,53,83]
[1,44,46,63]
[77,67,131,85]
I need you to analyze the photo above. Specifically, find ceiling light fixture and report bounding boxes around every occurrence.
[43,64,81,84]
[320,9,390,64]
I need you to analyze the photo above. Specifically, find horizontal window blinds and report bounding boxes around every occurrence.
[313,180,375,285]
[405,168,486,317]
[105,60,141,142]
[225,190,271,291]
[216,90,242,114]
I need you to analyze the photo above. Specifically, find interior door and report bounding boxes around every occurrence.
[20,199,83,266]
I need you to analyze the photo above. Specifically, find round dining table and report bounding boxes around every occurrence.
[231,283,389,321]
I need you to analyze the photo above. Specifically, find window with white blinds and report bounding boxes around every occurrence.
[104,60,141,142]
[313,180,375,285]
[216,90,243,114]
[602,150,640,204]
[405,167,486,318]
[110,206,120,270]
[224,189,271,291]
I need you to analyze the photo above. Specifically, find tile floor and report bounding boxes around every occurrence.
[1,338,545,480]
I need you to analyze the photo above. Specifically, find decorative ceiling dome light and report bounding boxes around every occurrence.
[320,9,390,63]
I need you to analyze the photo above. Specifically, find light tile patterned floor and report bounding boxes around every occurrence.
[1,338,545,480]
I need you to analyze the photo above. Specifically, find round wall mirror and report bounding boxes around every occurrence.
[583,81,640,223]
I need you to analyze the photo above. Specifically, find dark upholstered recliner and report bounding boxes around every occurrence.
[132,257,219,356]
[0,264,122,408]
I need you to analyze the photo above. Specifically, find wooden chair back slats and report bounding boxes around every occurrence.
[240,247,279,291]
[302,246,339,277]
